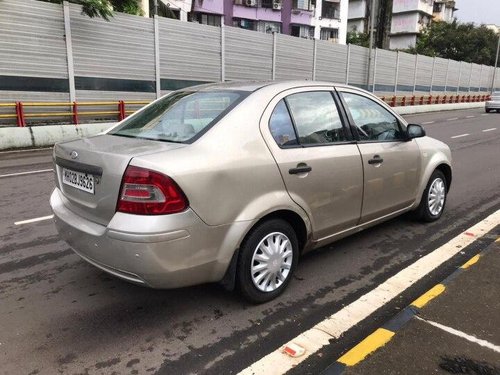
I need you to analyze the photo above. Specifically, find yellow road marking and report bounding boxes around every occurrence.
[495,237,500,243]
[461,254,480,269]
[338,328,395,366]
[411,284,446,309]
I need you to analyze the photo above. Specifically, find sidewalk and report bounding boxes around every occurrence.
[323,233,500,375]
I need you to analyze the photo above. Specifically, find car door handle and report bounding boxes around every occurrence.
[289,164,312,175]
[368,155,384,165]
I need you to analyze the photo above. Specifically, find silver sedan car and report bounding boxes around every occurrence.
[50,81,452,303]
[485,91,500,113]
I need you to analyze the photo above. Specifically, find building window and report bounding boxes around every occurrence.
[292,0,315,11]
[433,3,443,12]
[322,1,340,19]
[194,13,221,26]
[291,25,314,39]
[257,21,281,34]
[233,19,281,34]
[320,28,339,42]
[261,0,273,8]
[233,18,256,30]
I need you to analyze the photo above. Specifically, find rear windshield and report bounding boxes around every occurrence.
[109,90,247,143]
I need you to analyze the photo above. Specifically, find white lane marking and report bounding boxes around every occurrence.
[451,134,470,139]
[447,117,459,121]
[422,121,435,125]
[14,215,54,226]
[239,210,500,375]
[465,115,476,118]
[0,169,53,178]
[481,114,489,116]
[482,128,497,132]
[416,316,500,354]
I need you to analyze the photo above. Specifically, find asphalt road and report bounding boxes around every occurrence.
[0,108,499,375]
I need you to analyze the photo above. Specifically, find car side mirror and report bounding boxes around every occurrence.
[407,124,426,140]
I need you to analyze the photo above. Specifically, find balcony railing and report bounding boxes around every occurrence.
[292,0,314,11]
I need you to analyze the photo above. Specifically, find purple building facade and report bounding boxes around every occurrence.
[189,0,347,44]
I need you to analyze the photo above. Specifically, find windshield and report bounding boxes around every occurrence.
[109,90,247,143]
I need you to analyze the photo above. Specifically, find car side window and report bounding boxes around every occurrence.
[285,91,347,145]
[269,100,299,147]
[340,92,405,141]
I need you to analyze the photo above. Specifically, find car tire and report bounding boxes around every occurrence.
[414,170,447,222]
[236,219,299,304]
[485,109,491,113]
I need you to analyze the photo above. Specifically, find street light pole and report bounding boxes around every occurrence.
[366,0,376,91]
[491,33,500,93]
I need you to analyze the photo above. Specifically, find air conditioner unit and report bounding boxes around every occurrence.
[273,0,282,10]
[245,0,257,7]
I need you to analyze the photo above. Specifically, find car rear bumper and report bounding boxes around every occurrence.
[50,188,248,288]
[485,101,500,109]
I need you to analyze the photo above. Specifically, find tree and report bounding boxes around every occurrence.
[39,0,143,20]
[347,31,370,48]
[408,20,498,66]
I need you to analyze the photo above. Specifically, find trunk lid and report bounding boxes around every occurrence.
[54,134,186,225]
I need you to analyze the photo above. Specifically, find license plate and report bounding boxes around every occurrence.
[62,168,95,194]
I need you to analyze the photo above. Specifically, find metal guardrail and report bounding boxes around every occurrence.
[0,95,491,127]
[380,94,491,108]
[0,100,150,127]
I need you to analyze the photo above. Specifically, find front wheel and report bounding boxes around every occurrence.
[236,219,299,303]
[414,170,447,222]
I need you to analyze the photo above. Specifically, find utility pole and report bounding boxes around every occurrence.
[366,0,376,90]
[491,33,500,93]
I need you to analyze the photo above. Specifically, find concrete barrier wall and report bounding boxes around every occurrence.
[394,102,484,115]
[0,123,115,150]
[0,102,485,151]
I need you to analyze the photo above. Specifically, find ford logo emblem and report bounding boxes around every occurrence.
[70,151,78,159]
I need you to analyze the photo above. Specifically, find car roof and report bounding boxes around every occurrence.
[189,80,349,93]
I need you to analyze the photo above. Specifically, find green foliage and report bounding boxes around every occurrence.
[79,0,114,20]
[38,0,143,20]
[347,31,370,48]
[112,0,143,16]
[408,20,499,66]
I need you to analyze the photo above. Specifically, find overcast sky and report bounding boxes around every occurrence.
[455,0,500,25]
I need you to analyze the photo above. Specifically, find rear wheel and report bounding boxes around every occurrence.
[236,219,298,303]
[414,170,447,222]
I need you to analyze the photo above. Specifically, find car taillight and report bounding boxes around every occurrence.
[117,165,188,215]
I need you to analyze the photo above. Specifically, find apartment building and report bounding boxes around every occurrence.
[143,0,348,44]
[347,0,371,33]
[347,0,456,50]
[486,24,500,34]
[432,0,456,23]
[389,0,433,49]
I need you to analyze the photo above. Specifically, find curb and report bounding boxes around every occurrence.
[394,102,484,115]
[321,237,499,375]
[0,122,115,151]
